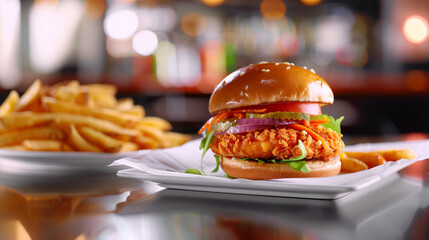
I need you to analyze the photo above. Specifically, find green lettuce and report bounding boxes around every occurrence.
[311,114,344,134]
[185,169,202,175]
[185,129,216,175]
[240,140,309,173]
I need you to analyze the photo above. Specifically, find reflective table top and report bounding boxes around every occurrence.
[0,138,428,240]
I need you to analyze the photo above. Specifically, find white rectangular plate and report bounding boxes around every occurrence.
[118,168,387,199]
[112,139,428,199]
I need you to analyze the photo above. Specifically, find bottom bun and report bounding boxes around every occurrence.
[220,156,341,180]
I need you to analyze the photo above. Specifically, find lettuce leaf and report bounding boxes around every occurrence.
[286,161,309,173]
[311,114,344,134]
[212,155,220,173]
[185,128,216,175]
[239,140,309,173]
[278,139,307,162]
[199,128,215,175]
[185,169,202,175]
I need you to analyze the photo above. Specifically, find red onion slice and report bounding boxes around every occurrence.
[237,118,298,126]
[216,124,268,135]
[215,118,300,135]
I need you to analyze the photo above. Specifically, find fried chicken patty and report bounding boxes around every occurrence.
[210,125,344,161]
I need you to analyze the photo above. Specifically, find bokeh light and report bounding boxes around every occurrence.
[300,0,322,6]
[181,13,207,37]
[106,38,132,58]
[403,15,429,44]
[84,0,105,18]
[201,0,225,7]
[104,10,138,39]
[260,0,286,20]
[155,41,176,86]
[277,32,300,57]
[132,30,158,56]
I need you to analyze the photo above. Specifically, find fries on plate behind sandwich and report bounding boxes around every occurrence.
[0,80,190,153]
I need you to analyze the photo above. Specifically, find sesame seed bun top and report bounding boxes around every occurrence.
[208,62,334,114]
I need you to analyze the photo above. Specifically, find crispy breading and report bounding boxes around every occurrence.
[210,125,344,161]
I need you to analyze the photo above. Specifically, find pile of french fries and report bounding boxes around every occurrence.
[340,149,417,173]
[0,79,190,152]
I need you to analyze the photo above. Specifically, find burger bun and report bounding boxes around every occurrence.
[220,156,341,180]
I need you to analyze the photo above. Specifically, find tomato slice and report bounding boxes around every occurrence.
[238,102,321,115]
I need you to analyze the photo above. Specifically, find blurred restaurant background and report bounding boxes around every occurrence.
[0,0,428,138]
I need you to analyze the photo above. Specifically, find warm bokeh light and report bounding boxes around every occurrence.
[106,38,132,58]
[405,70,428,92]
[132,30,158,56]
[34,0,58,4]
[85,0,105,19]
[201,0,225,7]
[30,0,83,73]
[260,0,286,20]
[104,10,138,39]
[0,0,21,88]
[300,0,322,6]
[403,15,429,44]
[277,32,300,57]
[181,13,207,37]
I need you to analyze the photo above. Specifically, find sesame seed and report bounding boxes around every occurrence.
[261,69,270,72]
[283,62,290,64]
[303,66,307,70]
[239,71,245,76]
[302,131,307,136]
[259,61,268,64]
[240,91,244,96]
[286,66,290,70]
[245,85,249,90]
[316,140,322,146]
[290,63,295,66]
[310,68,315,73]
[244,93,249,97]
[275,62,280,65]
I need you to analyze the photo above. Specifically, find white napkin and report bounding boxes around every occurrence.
[110,138,429,185]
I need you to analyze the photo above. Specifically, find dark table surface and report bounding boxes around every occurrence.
[0,136,428,240]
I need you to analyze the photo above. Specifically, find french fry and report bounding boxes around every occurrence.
[78,127,138,152]
[0,90,19,117]
[132,135,159,149]
[0,113,138,136]
[0,112,54,130]
[22,140,70,151]
[370,149,417,161]
[116,98,134,110]
[121,105,145,117]
[42,97,140,127]
[15,79,42,111]
[343,152,387,168]
[163,132,192,148]
[0,145,26,151]
[340,153,368,172]
[52,81,89,105]
[86,84,117,108]
[54,114,139,136]
[0,127,64,147]
[136,124,166,147]
[68,124,102,152]
[138,117,172,131]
